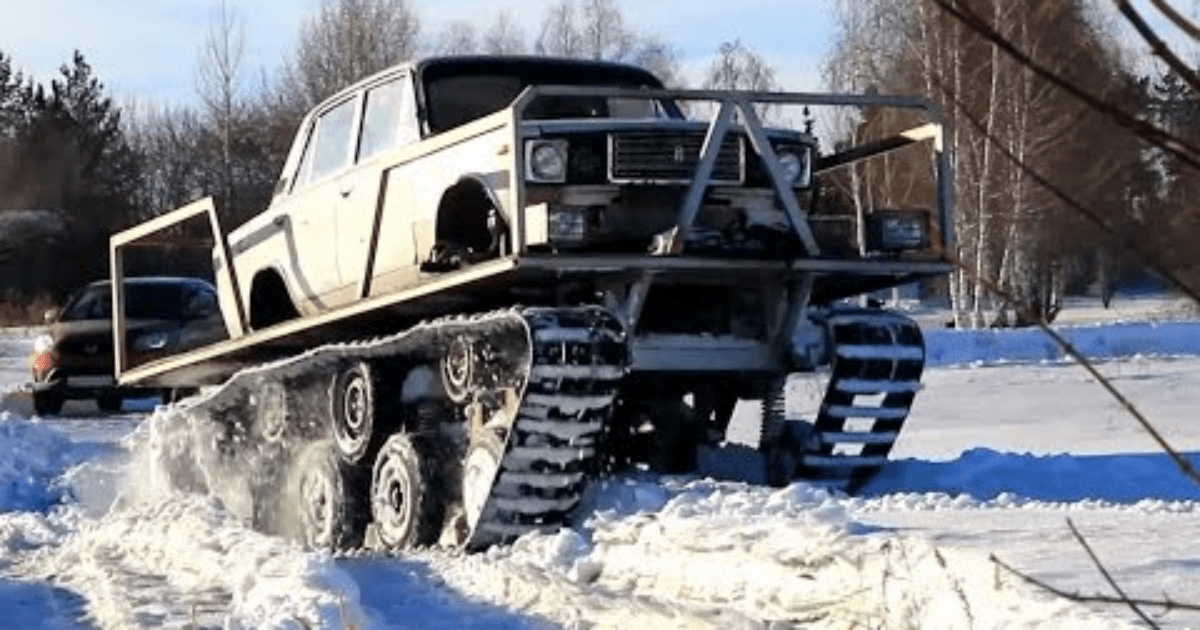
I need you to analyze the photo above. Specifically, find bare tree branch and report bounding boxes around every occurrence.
[1065,519,1159,627]
[196,0,244,213]
[1148,0,1200,41]
[947,250,1200,486]
[1114,0,1200,95]
[932,0,1200,171]
[482,9,527,55]
[931,72,1200,308]
[991,554,1200,615]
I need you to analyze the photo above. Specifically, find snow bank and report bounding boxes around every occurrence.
[866,447,1200,503]
[0,414,93,512]
[924,320,1200,366]
[425,477,1134,629]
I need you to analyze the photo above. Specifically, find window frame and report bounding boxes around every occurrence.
[356,71,418,163]
[293,94,363,191]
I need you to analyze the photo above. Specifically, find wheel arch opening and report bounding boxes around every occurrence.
[249,268,299,330]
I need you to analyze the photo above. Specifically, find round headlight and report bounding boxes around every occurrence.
[529,141,567,182]
[778,151,803,184]
[33,334,54,354]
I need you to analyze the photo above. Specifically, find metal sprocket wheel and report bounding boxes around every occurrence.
[441,335,474,404]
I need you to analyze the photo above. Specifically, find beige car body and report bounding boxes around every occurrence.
[222,65,518,325]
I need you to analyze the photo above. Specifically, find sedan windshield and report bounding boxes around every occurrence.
[60,283,208,321]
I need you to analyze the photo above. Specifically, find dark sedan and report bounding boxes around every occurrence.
[29,277,227,415]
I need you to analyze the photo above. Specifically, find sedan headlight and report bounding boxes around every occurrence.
[526,139,568,183]
[869,210,929,252]
[33,334,54,354]
[133,331,175,352]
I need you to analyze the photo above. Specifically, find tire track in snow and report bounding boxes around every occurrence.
[413,478,1136,629]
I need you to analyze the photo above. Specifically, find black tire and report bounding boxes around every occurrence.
[161,387,200,405]
[370,433,443,550]
[288,442,367,551]
[330,362,375,464]
[96,393,123,413]
[32,392,63,416]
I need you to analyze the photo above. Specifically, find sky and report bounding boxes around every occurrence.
[0,0,1193,116]
[0,0,837,108]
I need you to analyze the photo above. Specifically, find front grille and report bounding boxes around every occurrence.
[58,337,112,358]
[610,131,743,184]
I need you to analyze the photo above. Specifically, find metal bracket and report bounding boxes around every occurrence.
[109,197,247,382]
[663,97,821,257]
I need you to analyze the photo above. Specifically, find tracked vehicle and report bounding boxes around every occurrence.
[110,56,953,551]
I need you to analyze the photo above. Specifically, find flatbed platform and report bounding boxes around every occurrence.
[116,252,950,388]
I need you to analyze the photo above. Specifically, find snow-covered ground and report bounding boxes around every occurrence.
[0,300,1198,629]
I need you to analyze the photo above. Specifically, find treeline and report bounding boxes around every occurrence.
[0,0,777,313]
[825,0,1200,326]
[0,51,140,303]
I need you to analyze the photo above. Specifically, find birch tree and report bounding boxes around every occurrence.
[825,0,1134,326]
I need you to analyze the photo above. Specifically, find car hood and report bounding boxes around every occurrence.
[48,318,177,342]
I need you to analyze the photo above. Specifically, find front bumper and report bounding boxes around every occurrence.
[30,372,165,401]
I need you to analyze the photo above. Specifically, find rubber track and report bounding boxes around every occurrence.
[170,306,626,551]
[466,308,627,550]
[799,309,924,492]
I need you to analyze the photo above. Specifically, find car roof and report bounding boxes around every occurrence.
[79,276,216,291]
[415,55,666,88]
[326,55,666,108]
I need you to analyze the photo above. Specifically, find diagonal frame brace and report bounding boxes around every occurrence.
[662,97,820,256]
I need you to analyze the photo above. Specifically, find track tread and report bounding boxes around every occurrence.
[798,309,924,492]
[464,307,627,550]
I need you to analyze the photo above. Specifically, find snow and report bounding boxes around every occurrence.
[0,300,1198,628]
[923,320,1200,367]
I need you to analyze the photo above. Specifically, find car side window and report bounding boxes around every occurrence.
[301,97,358,185]
[358,76,418,161]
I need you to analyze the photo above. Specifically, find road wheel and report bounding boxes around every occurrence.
[289,442,366,551]
[331,362,375,464]
[370,433,443,550]
[32,392,63,416]
[96,393,123,413]
[161,388,199,405]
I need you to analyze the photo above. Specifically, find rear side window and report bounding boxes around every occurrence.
[358,77,417,160]
[302,98,358,184]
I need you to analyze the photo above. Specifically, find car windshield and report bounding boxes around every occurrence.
[422,61,677,134]
[60,282,206,321]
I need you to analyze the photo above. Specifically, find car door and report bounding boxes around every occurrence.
[336,73,421,294]
[278,95,361,307]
